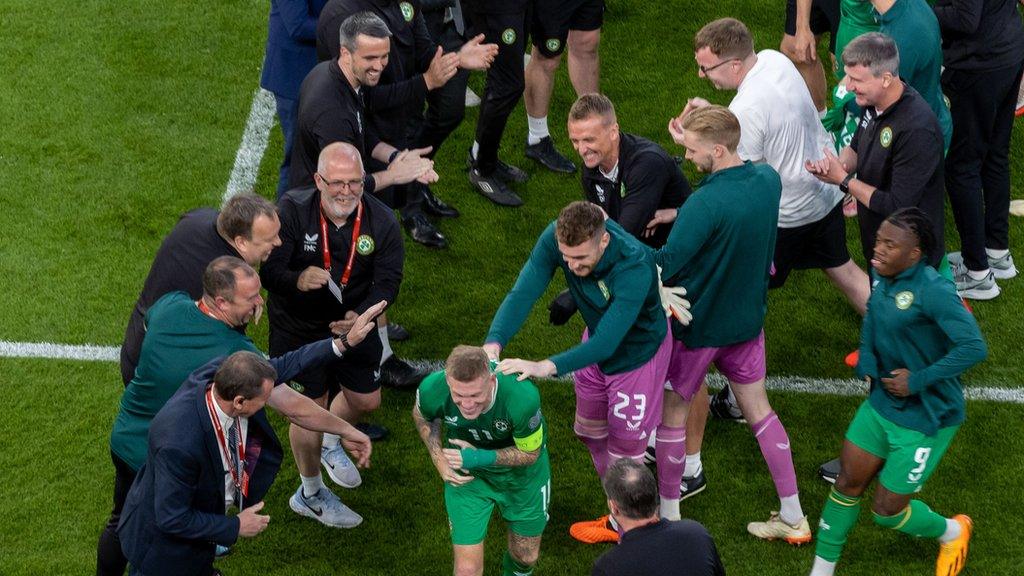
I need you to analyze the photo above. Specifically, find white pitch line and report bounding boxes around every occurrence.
[2,340,1022,405]
[222,87,277,204]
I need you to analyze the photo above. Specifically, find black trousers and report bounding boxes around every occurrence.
[465,8,527,174]
[943,60,1024,271]
[411,20,469,161]
[97,452,137,576]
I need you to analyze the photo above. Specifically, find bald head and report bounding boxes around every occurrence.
[318,142,364,175]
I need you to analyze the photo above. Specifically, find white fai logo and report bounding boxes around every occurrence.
[303,232,319,252]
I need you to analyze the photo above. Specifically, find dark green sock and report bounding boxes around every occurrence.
[873,500,947,539]
[502,550,534,576]
[814,487,862,563]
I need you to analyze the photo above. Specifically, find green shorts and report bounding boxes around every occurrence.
[845,401,959,495]
[444,457,551,546]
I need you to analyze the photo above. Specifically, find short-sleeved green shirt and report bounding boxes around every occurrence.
[416,368,548,487]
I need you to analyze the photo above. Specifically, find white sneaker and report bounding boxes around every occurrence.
[289,485,363,528]
[949,250,1018,280]
[953,266,1001,300]
[747,512,812,545]
[321,445,361,488]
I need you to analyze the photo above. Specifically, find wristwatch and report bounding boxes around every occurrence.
[839,173,855,194]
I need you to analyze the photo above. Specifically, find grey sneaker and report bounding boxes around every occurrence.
[948,251,1018,280]
[954,267,1000,300]
[289,486,363,528]
[321,444,362,488]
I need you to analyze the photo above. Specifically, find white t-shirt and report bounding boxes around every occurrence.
[730,50,842,228]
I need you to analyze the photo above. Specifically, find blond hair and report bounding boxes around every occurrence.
[680,105,741,152]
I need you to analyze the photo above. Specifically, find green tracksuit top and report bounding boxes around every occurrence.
[876,0,953,149]
[486,220,666,376]
[654,161,782,349]
[110,292,261,470]
[857,262,987,436]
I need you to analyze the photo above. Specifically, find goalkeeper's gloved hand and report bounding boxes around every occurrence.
[657,265,692,326]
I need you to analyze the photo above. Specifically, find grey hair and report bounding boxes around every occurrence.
[842,32,900,77]
[339,11,392,54]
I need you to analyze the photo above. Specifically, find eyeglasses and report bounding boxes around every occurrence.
[316,173,364,193]
[699,58,738,75]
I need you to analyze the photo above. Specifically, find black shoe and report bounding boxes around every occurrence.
[386,323,410,341]
[494,159,530,183]
[417,183,459,218]
[355,422,390,441]
[378,355,428,390]
[709,385,746,423]
[525,136,576,173]
[680,470,707,501]
[403,214,447,249]
[468,168,523,207]
[818,457,840,484]
[466,150,529,183]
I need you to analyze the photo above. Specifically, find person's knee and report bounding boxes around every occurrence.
[346,390,381,413]
[531,48,562,73]
[871,506,907,528]
[568,32,600,60]
[607,434,647,460]
[454,558,483,576]
[833,474,868,498]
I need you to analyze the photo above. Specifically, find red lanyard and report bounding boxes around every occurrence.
[318,200,363,288]
[205,388,249,499]
[197,299,215,318]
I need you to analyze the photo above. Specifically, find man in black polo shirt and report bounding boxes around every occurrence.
[290,12,436,202]
[567,93,691,248]
[807,32,945,270]
[317,2,497,248]
[262,142,404,528]
[119,194,281,387]
[591,459,725,576]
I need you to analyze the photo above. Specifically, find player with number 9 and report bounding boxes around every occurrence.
[809,209,987,576]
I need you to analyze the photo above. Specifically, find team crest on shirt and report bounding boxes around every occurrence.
[304,233,319,252]
[546,38,560,52]
[501,28,516,45]
[289,382,305,393]
[494,419,509,433]
[400,1,414,21]
[597,280,610,300]
[880,126,893,148]
[619,182,626,198]
[356,234,375,255]
[895,291,914,310]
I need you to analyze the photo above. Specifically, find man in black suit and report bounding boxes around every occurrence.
[118,352,285,576]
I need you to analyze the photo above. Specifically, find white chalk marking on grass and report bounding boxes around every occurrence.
[0,341,120,362]
[3,342,1022,405]
[222,87,277,204]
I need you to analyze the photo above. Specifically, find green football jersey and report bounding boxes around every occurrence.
[416,368,548,485]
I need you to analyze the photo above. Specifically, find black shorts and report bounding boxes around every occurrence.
[530,0,604,57]
[784,0,840,51]
[770,201,851,288]
[268,325,383,399]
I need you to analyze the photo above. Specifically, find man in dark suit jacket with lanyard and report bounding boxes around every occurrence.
[118,352,282,576]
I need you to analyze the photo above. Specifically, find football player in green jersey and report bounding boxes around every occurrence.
[413,345,551,576]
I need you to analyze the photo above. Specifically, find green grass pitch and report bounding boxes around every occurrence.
[1,0,1022,574]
